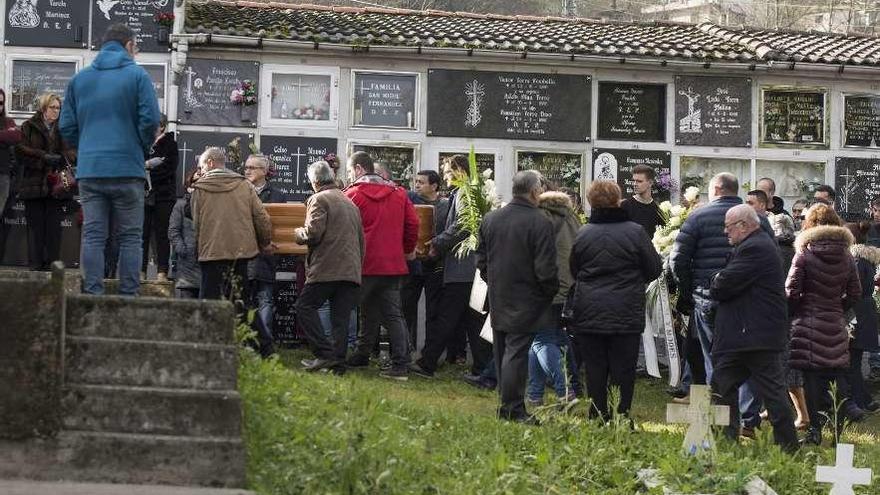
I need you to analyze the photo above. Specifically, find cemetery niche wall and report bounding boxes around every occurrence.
[592,149,672,202]
[7,59,78,115]
[175,131,254,197]
[261,136,337,202]
[835,156,880,220]
[843,94,880,148]
[674,75,751,147]
[597,82,666,142]
[178,59,260,127]
[352,71,418,129]
[760,86,828,147]
[351,141,419,188]
[91,0,174,53]
[516,150,583,193]
[4,0,88,48]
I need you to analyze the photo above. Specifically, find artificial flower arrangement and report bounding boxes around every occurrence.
[452,147,502,258]
[652,186,701,256]
[154,12,175,28]
[230,80,257,106]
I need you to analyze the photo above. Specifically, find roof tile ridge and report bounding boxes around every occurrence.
[697,22,778,61]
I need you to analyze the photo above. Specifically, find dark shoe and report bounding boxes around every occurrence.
[800,427,822,446]
[379,367,409,381]
[864,401,880,413]
[846,405,867,422]
[301,358,336,372]
[346,356,370,368]
[667,387,688,399]
[740,426,756,440]
[462,373,493,390]
[410,362,435,379]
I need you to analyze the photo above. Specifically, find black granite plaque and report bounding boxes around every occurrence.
[427,69,590,142]
[177,59,260,127]
[844,95,880,148]
[175,130,253,197]
[4,0,87,48]
[674,76,751,147]
[597,82,666,142]
[260,136,337,202]
[835,157,880,220]
[141,64,166,112]
[761,88,827,146]
[516,151,583,192]
[9,60,76,114]
[351,143,417,188]
[91,0,173,53]
[592,148,672,202]
[353,72,417,128]
[1,199,79,267]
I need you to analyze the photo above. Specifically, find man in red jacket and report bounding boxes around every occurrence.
[345,151,419,380]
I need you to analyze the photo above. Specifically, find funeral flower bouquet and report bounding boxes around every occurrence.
[230,80,257,106]
[154,12,175,28]
[453,147,501,258]
[652,186,701,256]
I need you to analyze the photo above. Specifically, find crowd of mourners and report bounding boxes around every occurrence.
[1,23,879,452]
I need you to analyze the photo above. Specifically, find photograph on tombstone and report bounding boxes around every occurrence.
[175,130,253,197]
[674,75,752,147]
[427,69,591,142]
[262,65,339,127]
[517,150,583,193]
[90,0,174,53]
[755,160,825,206]
[760,86,828,147]
[352,71,418,129]
[7,59,78,115]
[597,82,667,142]
[679,156,750,201]
[177,59,260,127]
[438,151,495,175]
[261,135,337,202]
[140,63,168,113]
[843,94,880,148]
[835,156,879,220]
[4,0,88,48]
[350,141,419,188]
[592,149,671,202]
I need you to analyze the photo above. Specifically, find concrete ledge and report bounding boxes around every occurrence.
[0,480,254,495]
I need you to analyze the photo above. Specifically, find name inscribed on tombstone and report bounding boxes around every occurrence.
[427,69,591,142]
[175,131,252,197]
[353,72,417,129]
[844,95,880,148]
[9,60,76,114]
[4,0,88,48]
[675,76,751,147]
[516,151,583,192]
[834,157,880,221]
[178,59,260,127]
[91,0,173,53]
[352,143,418,187]
[761,87,827,146]
[261,136,337,202]
[593,149,672,202]
[597,82,666,142]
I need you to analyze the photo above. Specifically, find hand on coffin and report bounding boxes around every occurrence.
[405,251,417,261]
[294,227,308,245]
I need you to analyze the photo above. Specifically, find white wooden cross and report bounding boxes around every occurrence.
[816,444,872,495]
[666,385,729,455]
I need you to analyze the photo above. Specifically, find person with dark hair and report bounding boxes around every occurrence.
[0,88,21,259]
[620,164,665,238]
[60,23,160,295]
[402,169,448,351]
[345,150,419,380]
[844,221,880,413]
[788,204,861,445]
[142,113,178,281]
[476,170,559,423]
[746,189,769,215]
[16,93,75,271]
[168,167,202,298]
[814,185,836,207]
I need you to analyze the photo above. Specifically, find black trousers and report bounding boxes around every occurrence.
[493,330,533,420]
[573,333,641,419]
[199,259,249,301]
[400,261,443,351]
[296,281,360,364]
[417,281,491,375]
[23,198,64,270]
[848,347,873,409]
[352,276,411,368]
[682,318,707,386]
[711,351,798,451]
[143,200,174,273]
[802,367,849,435]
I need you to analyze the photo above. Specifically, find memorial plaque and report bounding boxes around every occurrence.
[761,87,827,146]
[674,76,751,147]
[844,95,880,148]
[516,151,583,192]
[175,130,252,197]
[141,64,167,112]
[9,60,76,114]
[261,136,337,202]
[4,0,88,48]
[268,70,335,123]
[353,72,417,128]
[351,143,418,188]
[1,199,80,267]
[438,151,495,175]
[178,59,260,127]
[835,157,880,220]
[597,82,666,142]
[91,0,173,53]
[592,148,672,202]
[274,255,299,346]
[427,69,591,142]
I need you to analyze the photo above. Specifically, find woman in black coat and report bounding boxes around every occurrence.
[846,222,880,412]
[568,181,662,420]
[142,114,178,280]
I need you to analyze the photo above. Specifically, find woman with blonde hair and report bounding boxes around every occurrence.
[15,93,75,270]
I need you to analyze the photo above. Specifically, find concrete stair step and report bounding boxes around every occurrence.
[0,431,246,488]
[66,295,234,344]
[0,480,254,495]
[65,336,237,390]
[63,384,241,437]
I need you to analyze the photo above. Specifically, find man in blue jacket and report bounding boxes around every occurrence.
[60,24,160,295]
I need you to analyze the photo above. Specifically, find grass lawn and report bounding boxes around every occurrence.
[239,347,880,494]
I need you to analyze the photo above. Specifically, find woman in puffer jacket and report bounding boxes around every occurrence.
[844,221,880,413]
[786,204,861,445]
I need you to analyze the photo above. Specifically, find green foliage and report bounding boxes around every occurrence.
[238,348,880,494]
[452,147,494,259]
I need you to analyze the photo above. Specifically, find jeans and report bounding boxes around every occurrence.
[297,281,361,365]
[79,179,145,295]
[527,328,580,402]
[692,293,717,383]
[319,300,357,349]
[352,276,411,368]
[252,280,275,356]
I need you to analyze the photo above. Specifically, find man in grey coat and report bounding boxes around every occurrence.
[476,170,559,423]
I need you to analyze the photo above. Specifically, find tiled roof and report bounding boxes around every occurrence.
[184,1,880,66]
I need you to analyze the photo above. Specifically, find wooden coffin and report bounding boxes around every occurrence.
[263,203,307,255]
[415,204,434,258]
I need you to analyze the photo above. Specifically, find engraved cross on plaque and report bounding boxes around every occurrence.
[291,147,307,186]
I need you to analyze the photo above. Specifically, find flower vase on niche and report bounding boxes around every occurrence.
[240,104,256,124]
[157,26,169,44]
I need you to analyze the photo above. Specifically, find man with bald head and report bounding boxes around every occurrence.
[707,204,798,451]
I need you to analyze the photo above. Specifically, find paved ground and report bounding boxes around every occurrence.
[0,480,254,495]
